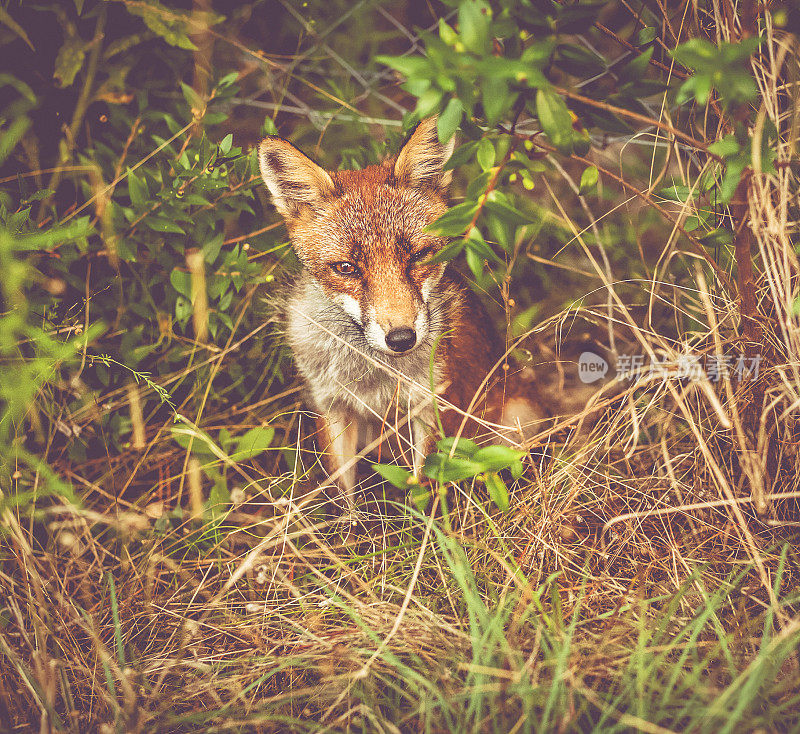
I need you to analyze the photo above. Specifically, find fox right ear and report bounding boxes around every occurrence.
[258,137,335,219]
[393,116,455,193]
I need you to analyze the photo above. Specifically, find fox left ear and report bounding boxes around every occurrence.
[393,116,455,193]
[258,136,335,220]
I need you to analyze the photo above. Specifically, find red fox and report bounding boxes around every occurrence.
[258,117,541,510]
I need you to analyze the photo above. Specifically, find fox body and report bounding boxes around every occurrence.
[258,118,539,508]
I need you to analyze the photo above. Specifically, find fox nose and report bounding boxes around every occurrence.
[385,327,417,353]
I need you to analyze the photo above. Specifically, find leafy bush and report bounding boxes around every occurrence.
[0,3,284,479]
[1,0,799,731]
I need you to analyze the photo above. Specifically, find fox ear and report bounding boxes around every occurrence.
[258,137,335,219]
[393,117,455,193]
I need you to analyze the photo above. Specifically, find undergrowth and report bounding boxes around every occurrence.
[1,0,799,732]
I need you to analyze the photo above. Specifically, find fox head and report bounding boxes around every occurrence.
[258,117,455,356]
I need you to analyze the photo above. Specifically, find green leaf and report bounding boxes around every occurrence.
[672,38,761,108]
[127,169,148,209]
[437,97,462,144]
[202,231,224,264]
[676,74,713,106]
[699,227,734,248]
[683,216,701,232]
[233,426,275,460]
[509,457,525,480]
[219,133,233,155]
[521,39,556,66]
[207,473,231,512]
[54,33,86,88]
[423,453,483,483]
[170,424,217,457]
[619,79,668,99]
[465,244,484,279]
[427,239,465,264]
[439,18,458,46]
[8,209,31,237]
[658,184,694,203]
[459,0,492,55]
[466,230,504,265]
[375,55,433,80]
[372,463,414,489]
[21,189,55,204]
[481,77,510,126]
[170,269,192,298]
[0,7,34,50]
[720,157,746,203]
[444,141,478,172]
[484,471,510,512]
[671,38,717,69]
[708,135,740,157]
[218,428,233,451]
[636,27,657,45]
[618,47,653,83]
[465,170,492,199]
[415,86,444,119]
[536,88,573,155]
[477,138,496,171]
[471,444,525,472]
[426,201,478,237]
[437,437,480,457]
[125,1,221,50]
[555,44,605,76]
[13,218,91,251]
[483,194,530,226]
[410,483,432,512]
[146,216,185,234]
[180,81,204,112]
[216,71,239,89]
[579,165,598,195]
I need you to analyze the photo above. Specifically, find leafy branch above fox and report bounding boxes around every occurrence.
[258,117,541,511]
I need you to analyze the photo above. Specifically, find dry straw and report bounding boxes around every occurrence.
[1,3,799,732]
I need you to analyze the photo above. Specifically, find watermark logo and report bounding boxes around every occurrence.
[616,353,760,383]
[576,350,761,384]
[578,351,609,384]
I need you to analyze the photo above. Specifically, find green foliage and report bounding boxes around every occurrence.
[0,75,90,496]
[425,437,523,511]
[0,2,283,476]
[0,2,798,731]
[579,165,598,195]
[373,0,784,327]
[672,37,761,108]
[373,437,523,513]
[170,420,274,516]
[536,87,574,155]
[372,462,415,489]
[125,0,224,50]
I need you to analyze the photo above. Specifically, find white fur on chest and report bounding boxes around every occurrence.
[285,274,446,424]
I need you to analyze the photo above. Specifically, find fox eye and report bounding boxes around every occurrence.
[410,246,434,264]
[331,261,360,277]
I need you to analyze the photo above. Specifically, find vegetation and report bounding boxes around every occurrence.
[1,0,799,731]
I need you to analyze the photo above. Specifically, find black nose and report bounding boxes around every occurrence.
[385,327,417,353]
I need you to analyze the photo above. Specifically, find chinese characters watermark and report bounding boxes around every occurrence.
[578,351,761,384]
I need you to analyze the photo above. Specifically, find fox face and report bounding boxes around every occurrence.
[258,118,455,356]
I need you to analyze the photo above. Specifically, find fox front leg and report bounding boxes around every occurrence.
[318,410,359,512]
